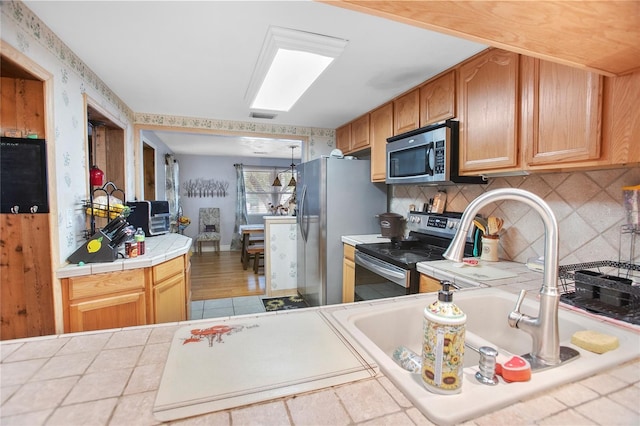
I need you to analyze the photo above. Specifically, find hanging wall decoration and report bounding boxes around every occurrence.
[183,179,230,198]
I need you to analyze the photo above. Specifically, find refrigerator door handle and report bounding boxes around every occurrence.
[299,185,308,242]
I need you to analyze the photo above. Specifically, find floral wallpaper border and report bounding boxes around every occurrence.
[135,113,336,159]
[135,112,334,139]
[1,1,134,122]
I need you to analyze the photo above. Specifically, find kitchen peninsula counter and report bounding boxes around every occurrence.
[2,255,638,425]
[55,233,192,334]
[57,233,192,279]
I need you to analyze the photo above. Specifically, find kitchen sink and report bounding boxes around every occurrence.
[324,287,640,425]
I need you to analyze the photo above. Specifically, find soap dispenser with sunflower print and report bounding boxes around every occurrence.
[422,280,466,394]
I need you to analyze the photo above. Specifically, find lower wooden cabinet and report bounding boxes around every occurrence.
[68,290,146,333]
[151,256,186,324]
[152,274,185,324]
[62,255,188,333]
[64,268,147,333]
[419,273,441,294]
[0,214,55,339]
[342,244,356,303]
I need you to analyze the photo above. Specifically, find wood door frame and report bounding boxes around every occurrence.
[142,141,156,200]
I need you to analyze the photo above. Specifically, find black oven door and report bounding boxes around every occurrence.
[354,250,414,301]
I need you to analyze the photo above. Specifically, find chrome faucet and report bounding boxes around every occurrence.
[443,188,579,370]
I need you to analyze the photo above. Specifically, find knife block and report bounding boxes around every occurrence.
[67,230,120,264]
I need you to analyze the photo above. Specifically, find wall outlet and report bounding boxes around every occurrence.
[66,208,73,228]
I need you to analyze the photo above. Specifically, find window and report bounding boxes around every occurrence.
[243,166,295,215]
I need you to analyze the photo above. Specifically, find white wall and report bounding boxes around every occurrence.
[1,2,136,265]
[175,154,291,249]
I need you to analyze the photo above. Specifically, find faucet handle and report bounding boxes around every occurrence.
[513,289,527,312]
[508,289,527,328]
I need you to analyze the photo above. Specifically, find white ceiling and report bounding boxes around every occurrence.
[24,0,486,158]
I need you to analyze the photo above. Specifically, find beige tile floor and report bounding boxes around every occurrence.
[189,296,266,320]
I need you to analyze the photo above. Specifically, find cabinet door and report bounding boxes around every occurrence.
[394,89,420,135]
[522,57,603,166]
[420,70,456,126]
[350,114,370,151]
[342,245,355,303]
[370,103,394,182]
[419,274,441,294]
[602,70,640,165]
[0,214,54,339]
[153,274,186,324]
[458,50,520,173]
[336,123,351,153]
[68,291,146,333]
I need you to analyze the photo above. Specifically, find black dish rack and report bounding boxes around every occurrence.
[559,261,640,325]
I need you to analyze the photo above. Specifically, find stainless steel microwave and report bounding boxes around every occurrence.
[386,120,485,185]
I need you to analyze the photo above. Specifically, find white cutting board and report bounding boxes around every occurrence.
[428,260,518,281]
[153,310,378,421]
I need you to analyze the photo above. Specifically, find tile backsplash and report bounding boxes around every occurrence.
[389,167,640,266]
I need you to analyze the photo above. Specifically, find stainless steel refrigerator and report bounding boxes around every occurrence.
[296,157,387,306]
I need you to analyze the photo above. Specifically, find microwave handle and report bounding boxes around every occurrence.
[425,142,435,176]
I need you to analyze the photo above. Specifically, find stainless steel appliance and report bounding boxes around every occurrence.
[386,120,485,186]
[126,200,171,236]
[296,157,387,306]
[354,211,480,302]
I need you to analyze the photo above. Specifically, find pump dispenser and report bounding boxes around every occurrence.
[422,280,467,394]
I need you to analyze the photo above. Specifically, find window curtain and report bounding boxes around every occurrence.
[165,154,180,229]
[230,163,248,250]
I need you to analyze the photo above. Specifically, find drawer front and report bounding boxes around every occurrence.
[68,269,145,301]
[153,255,184,283]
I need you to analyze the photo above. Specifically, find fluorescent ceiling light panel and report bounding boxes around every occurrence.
[246,27,348,112]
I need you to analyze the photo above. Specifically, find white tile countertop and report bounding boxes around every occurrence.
[2,257,638,425]
[56,233,192,278]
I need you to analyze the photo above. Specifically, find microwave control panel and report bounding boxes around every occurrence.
[433,139,447,177]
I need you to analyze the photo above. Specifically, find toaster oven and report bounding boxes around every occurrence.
[126,200,171,236]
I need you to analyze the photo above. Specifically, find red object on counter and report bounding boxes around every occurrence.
[496,355,531,382]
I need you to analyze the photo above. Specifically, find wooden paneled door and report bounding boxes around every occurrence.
[0,214,55,339]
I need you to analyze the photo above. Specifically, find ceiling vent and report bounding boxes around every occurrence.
[250,112,278,120]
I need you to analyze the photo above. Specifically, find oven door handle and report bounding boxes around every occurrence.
[355,251,409,287]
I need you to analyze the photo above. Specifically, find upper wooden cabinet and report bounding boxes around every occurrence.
[458,48,612,176]
[601,70,640,166]
[335,123,351,153]
[458,49,521,173]
[521,57,603,168]
[350,114,370,151]
[370,102,394,182]
[419,70,456,127]
[394,89,420,135]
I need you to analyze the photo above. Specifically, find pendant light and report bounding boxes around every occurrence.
[271,145,297,187]
[287,145,296,187]
[271,173,282,187]
[88,119,105,187]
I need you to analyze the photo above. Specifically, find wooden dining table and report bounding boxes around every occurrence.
[239,224,265,266]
